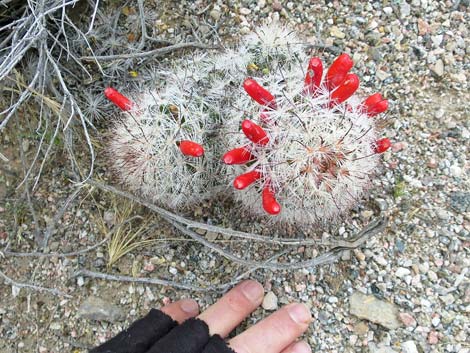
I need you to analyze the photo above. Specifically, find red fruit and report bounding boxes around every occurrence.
[330,73,359,106]
[325,53,354,91]
[179,140,204,157]
[363,93,383,107]
[104,87,133,111]
[233,170,262,190]
[262,185,281,215]
[362,93,389,117]
[367,100,389,117]
[243,78,276,109]
[222,147,254,165]
[241,119,269,145]
[304,57,323,94]
[374,138,391,153]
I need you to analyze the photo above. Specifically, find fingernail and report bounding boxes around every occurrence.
[287,304,312,324]
[180,299,199,314]
[240,280,264,302]
[292,341,311,353]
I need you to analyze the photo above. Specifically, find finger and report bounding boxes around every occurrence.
[198,280,264,337]
[228,303,312,353]
[160,298,199,324]
[280,341,311,353]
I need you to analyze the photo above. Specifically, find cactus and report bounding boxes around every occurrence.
[222,53,390,225]
[106,24,391,223]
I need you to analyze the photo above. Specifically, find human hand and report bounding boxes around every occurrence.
[157,279,312,353]
[91,279,312,353]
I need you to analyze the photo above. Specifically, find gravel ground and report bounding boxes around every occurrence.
[1,1,469,352]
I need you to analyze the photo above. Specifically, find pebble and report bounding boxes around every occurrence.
[210,9,221,21]
[395,267,411,278]
[400,2,411,17]
[449,164,463,178]
[262,291,278,310]
[330,26,345,39]
[401,341,419,353]
[78,297,125,322]
[349,292,401,329]
[399,313,417,327]
[239,7,251,15]
[431,59,444,76]
[272,1,282,11]
[428,331,439,344]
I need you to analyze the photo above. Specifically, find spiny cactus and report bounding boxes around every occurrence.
[106,86,219,209]
[222,54,390,225]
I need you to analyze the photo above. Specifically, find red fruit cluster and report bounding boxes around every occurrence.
[221,53,393,216]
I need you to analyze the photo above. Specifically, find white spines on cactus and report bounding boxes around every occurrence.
[106,87,219,209]
[222,53,391,225]
[104,23,392,224]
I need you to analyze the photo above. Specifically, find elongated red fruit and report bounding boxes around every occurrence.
[304,57,323,94]
[325,53,353,91]
[362,93,389,117]
[222,147,254,165]
[179,140,204,157]
[262,185,281,215]
[104,87,133,111]
[366,100,389,117]
[330,73,359,106]
[243,78,276,108]
[242,119,269,145]
[374,138,391,153]
[233,170,262,190]
[363,93,383,107]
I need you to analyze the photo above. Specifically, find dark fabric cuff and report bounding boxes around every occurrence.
[146,318,210,353]
[202,335,237,353]
[89,309,177,353]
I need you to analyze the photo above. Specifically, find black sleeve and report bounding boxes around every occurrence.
[202,335,237,353]
[146,318,210,353]
[89,309,177,353]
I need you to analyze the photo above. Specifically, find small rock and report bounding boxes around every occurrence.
[330,26,345,39]
[328,296,338,304]
[450,191,470,212]
[205,231,218,241]
[239,7,251,15]
[440,293,455,305]
[209,9,221,21]
[353,321,369,335]
[77,276,85,287]
[78,297,125,322]
[417,19,430,35]
[272,1,282,11]
[449,164,463,178]
[383,6,393,15]
[431,59,444,76]
[428,331,439,344]
[401,341,418,353]
[400,2,411,17]
[395,267,411,278]
[262,291,278,310]
[399,313,417,327]
[349,292,401,329]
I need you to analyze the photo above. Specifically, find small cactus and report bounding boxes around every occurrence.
[222,53,391,225]
[106,88,219,209]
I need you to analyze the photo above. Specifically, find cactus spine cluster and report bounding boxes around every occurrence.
[106,24,391,226]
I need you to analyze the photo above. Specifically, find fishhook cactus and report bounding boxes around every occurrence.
[222,53,391,224]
